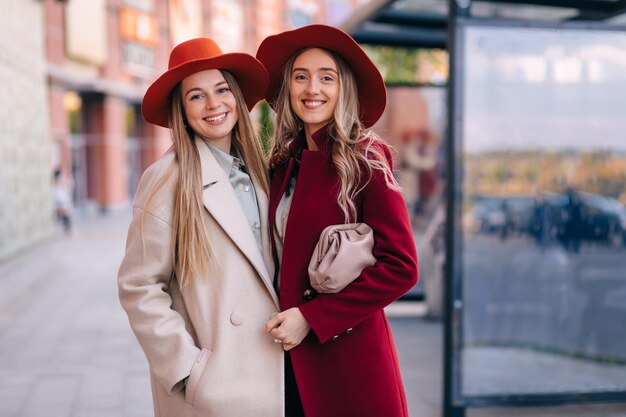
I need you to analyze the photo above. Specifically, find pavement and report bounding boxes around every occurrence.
[1,209,626,417]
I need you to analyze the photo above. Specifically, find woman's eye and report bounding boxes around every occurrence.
[217,87,230,94]
[322,76,334,82]
[294,74,307,81]
[189,94,203,100]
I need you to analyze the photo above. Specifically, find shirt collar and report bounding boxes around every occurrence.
[204,139,244,177]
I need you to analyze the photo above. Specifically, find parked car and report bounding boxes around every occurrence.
[575,192,626,247]
[467,191,626,248]
[465,195,534,237]
[465,196,507,234]
[543,190,626,248]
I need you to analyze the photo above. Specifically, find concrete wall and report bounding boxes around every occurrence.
[0,0,54,260]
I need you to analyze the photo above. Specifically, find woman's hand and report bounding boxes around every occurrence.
[265,308,311,351]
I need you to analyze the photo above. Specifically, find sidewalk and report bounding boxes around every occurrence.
[0,210,151,417]
[1,209,626,417]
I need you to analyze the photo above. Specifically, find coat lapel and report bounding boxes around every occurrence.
[250,170,279,306]
[268,130,307,235]
[268,157,296,238]
[196,138,279,307]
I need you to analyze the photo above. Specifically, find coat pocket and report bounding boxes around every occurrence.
[184,347,212,407]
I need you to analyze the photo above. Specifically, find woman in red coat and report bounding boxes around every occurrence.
[257,25,418,417]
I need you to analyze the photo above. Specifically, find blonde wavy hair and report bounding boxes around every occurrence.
[146,70,268,287]
[270,48,398,222]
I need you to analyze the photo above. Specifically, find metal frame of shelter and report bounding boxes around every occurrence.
[345,1,626,416]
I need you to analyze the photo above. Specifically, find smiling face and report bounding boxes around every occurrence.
[289,48,339,137]
[181,69,238,150]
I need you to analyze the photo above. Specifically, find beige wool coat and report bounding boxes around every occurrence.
[118,138,284,417]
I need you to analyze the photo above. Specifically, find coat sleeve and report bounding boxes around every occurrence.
[117,166,201,394]
[298,142,419,343]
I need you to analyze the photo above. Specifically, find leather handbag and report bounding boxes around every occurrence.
[308,223,376,293]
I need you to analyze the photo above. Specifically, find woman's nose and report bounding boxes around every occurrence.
[205,93,220,109]
[305,79,320,95]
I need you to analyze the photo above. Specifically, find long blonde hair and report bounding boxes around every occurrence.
[146,70,268,287]
[270,49,398,221]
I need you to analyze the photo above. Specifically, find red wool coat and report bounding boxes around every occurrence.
[269,127,419,417]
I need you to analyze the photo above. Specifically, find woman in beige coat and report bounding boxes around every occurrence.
[117,38,283,417]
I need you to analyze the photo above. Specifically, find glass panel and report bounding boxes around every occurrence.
[460,25,626,397]
[363,46,448,85]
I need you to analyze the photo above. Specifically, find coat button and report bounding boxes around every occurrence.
[302,288,317,300]
[331,335,339,341]
[346,328,353,334]
[230,312,244,326]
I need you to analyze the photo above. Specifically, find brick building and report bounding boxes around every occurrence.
[43,0,368,211]
[0,0,371,259]
[0,0,54,260]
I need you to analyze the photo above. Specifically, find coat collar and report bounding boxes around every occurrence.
[268,125,332,264]
[204,139,238,178]
[288,124,332,157]
[196,137,279,307]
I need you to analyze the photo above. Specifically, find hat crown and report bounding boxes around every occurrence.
[168,38,224,70]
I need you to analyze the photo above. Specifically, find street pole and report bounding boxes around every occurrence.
[444,1,470,417]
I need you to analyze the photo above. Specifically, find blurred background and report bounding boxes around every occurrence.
[0,0,446,261]
[3,1,626,417]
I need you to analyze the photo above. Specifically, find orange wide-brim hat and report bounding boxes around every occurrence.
[255,24,386,128]
[142,38,269,128]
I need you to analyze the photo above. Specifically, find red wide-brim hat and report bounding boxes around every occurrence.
[255,24,386,128]
[142,38,268,128]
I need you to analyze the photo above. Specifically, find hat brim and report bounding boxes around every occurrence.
[142,53,268,128]
[256,25,386,128]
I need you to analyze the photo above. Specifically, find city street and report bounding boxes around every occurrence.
[1,210,626,417]
[0,210,151,417]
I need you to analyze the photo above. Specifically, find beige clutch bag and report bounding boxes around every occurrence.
[308,223,376,294]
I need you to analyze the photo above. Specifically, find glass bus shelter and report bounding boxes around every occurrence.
[347,1,626,415]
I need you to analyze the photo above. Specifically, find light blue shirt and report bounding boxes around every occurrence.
[206,141,262,253]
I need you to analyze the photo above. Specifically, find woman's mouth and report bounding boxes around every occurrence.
[302,100,325,109]
[204,112,227,123]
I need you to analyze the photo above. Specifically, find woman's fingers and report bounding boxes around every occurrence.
[269,323,294,345]
[266,308,311,351]
[265,313,283,333]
